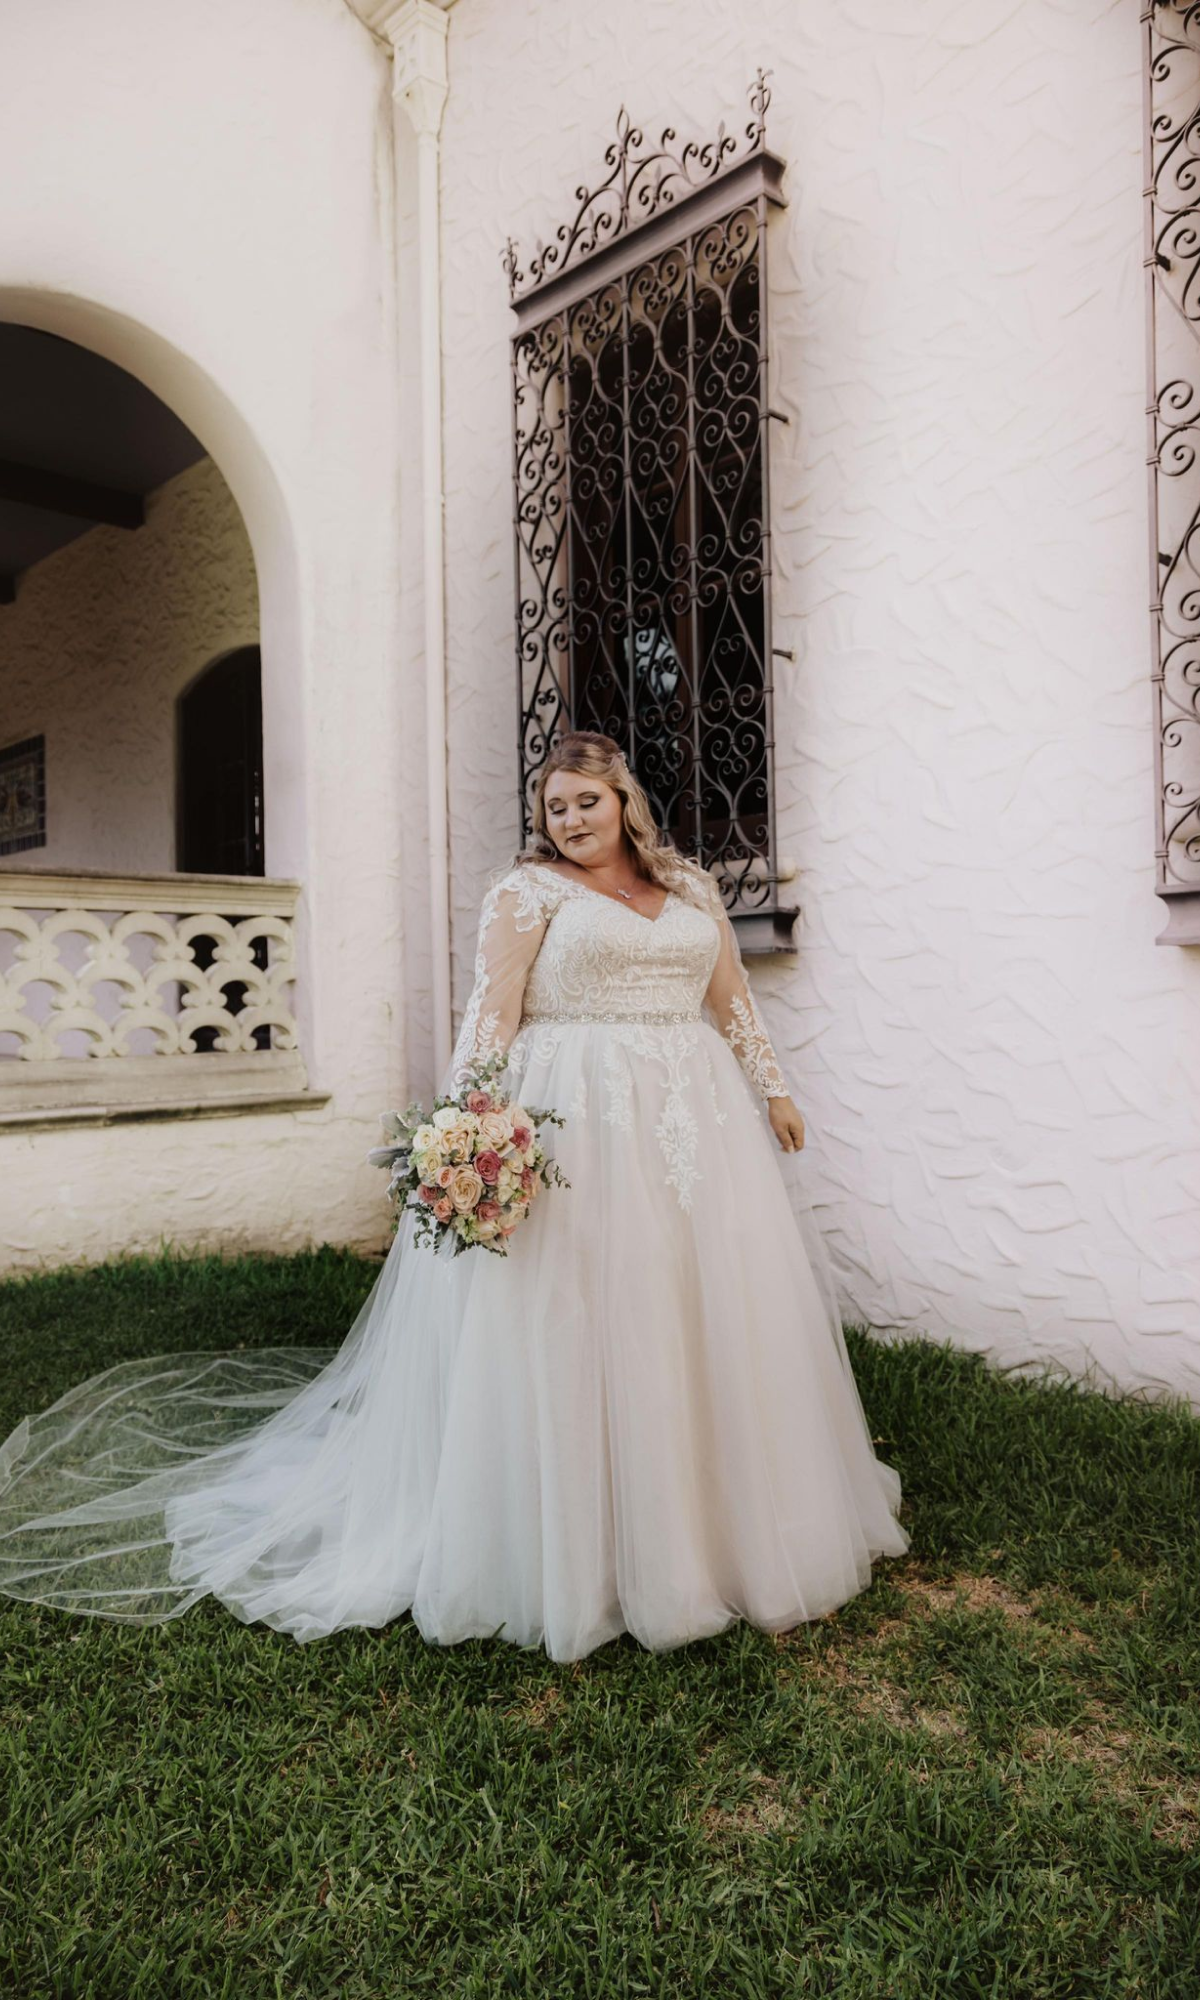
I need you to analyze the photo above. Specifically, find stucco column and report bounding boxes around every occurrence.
[357,0,457,1079]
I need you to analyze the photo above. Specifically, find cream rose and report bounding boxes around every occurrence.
[437,1120,476,1162]
[448,1166,484,1213]
[477,1109,515,1152]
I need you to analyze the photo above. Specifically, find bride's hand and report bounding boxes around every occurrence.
[768,1096,806,1152]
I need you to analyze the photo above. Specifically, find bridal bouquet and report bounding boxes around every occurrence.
[367,1050,569,1256]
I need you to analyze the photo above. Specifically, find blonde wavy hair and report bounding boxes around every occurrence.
[515,731,714,908]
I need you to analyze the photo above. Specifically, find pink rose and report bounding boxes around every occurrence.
[418,1184,439,1205]
[476,1149,502,1185]
[433,1198,453,1222]
[477,1199,501,1222]
[436,1164,455,1188]
[520,1165,534,1194]
[512,1124,532,1150]
[466,1090,492,1114]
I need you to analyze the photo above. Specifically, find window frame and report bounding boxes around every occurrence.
[505,83,798,951]
[1144,2,1200,945]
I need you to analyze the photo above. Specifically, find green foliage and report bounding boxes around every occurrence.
[0,1250,1197,1998]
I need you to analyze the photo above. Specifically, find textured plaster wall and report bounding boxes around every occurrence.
[435,0,1200,1402]
[0,456,257,875]
[0,0,407,1272]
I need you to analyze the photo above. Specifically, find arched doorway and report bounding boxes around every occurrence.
[178,646,265,878]
[177,645,269,1056]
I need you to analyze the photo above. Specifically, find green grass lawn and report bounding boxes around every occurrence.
[0,1246,1196,1999]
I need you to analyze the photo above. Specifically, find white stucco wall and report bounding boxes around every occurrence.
[2,0,1197,1408]
[0,455,257,875]
[0,0,410,1269]
[432,0,1200,1403]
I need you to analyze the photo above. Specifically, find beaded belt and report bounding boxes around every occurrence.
[520,1008,701,1026]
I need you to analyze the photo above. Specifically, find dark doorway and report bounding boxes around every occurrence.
[177,648,268,1052]
[178,646,265,877]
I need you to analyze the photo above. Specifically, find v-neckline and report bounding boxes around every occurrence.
[531,863,673,926]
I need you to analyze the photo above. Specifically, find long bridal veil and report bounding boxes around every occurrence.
[0,868,856,1630]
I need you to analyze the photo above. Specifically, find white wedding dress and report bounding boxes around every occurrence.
[0,858,909,1661]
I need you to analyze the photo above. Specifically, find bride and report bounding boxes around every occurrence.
[0,731,910,1661]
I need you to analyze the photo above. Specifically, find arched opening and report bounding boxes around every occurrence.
[0,323,257,879]
[0,285,308,884]
[0,298,314,1116]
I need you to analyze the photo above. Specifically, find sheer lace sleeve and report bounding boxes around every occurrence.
[446,867,558,1090]
[698,877,792,1101]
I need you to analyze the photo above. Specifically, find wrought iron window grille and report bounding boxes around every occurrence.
[1144,2,1200,944]
[504,73,797,951]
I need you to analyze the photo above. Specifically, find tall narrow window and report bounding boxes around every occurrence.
[506,76,795,948]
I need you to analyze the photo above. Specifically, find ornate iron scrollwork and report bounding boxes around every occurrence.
[506,77,794,937]
[1145,2,1200,941]
[503,74,771,304]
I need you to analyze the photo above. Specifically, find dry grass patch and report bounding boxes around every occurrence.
[888,1566,1097,1645]
[1019,1700,1199,1850]
[797,1634,971,1740]
[698,1771,791,1848]
[503,1682,565,1730]
[792,1565,1099,1651]
[901,1571,1034,1620]
[772,1567,1108,1744]
[772,1567,1198,1851]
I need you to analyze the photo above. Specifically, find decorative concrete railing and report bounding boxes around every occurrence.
[0,868,315,1124]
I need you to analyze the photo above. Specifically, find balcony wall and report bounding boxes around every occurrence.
[0,868,320,1126]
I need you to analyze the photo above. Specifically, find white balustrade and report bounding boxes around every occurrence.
[0,868,312,1121]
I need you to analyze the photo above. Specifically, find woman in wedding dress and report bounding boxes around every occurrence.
[0,732,909,1661]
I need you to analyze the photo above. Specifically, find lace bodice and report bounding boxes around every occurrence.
[520,869,718,1023]
[450,862,791,1102]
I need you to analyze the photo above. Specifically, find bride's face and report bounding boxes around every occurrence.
[543,769,625,867]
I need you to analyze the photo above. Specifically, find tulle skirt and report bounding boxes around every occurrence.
[0,1019,910,1661]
